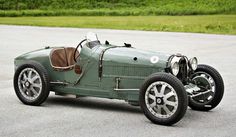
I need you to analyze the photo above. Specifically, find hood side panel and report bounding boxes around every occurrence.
[102,47,170,77]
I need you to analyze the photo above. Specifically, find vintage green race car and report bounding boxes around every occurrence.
[13,32,224,125]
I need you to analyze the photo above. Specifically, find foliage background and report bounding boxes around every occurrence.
[0,0,236,16]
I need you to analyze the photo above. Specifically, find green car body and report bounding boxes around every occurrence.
[14,43,170,103]
[13,33,224,125]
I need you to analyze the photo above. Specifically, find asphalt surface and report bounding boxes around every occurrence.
[0,25,236,137]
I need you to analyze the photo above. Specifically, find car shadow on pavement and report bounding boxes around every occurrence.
[46,96,142,114]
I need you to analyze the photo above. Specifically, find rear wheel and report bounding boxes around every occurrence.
[140,73,188,125]
[14,61,50,105]
[189,64,224,111]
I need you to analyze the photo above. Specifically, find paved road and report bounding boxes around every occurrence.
[0,25,236,137]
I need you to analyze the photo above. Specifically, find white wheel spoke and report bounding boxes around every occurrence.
[163,105,171,114]
[148,94,156,101]
[33,84,41,88]
[31,75,40,82]
[210,90,214,95]
[23,73,27,80]
[208,78,215,86]
[20,80,26,84]
[153,86,159,96]
[165,92,174,99]
[156,106,162,114]
[22,87,27,92]
[28,70,33,79]
[150,102,156,108]
[207,96,213,100]
[160,84,167,95]
[30,87,38,95]
[165,100,177,107]
[27,90,33,96]
[207,91,214,98]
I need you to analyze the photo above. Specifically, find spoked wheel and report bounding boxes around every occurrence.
[140,73,188,125]
[14,61,50,105]
[189,64,224,111]
[18,67,43,100]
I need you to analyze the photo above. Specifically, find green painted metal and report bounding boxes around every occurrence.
[14,43,171,102]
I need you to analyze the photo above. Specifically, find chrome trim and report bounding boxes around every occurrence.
[115,77,121,89]
[167,55,181,68]
[114,88,139,91]
[190,90,211,98]
[167,54,190,82]
[103,74,146,80]
[169,56,181,76]
[98,46,120,80]
[50,81,69,85]
[188,57,198,71]
[184,83,201,95]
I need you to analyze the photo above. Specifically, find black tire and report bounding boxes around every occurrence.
[189,64,224,111]
[14,61,50,106]
[139,73,188,126]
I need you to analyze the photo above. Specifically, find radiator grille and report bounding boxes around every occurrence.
[177,58,188,84]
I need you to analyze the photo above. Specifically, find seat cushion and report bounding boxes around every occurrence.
[50,48,68,68]
[65,47,79,66]
[50,47,79,70]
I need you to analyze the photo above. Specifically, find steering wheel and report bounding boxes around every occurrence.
[74,39,86,62]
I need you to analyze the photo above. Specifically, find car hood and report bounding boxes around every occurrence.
[15,47,52,60]
[14,47,53,69]
[103,46,170,68]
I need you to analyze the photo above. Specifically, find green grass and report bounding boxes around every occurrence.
[0,15,235,35]
[1,0,236,16]
[0,7,236,17]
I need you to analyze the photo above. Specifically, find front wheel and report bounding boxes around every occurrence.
[139,73,188,125]
[14,61,50,106]
[189,64,224,111]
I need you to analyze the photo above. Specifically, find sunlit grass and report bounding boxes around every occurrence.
[0,15,235,34]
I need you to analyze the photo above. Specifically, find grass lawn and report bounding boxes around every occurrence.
[0,15,235,35]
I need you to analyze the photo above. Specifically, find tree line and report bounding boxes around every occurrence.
[0,0,146,10]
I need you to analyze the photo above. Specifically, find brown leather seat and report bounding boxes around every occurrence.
[50,47,79,70]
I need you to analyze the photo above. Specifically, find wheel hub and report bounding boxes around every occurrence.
[24,81,31,88]
[193,76,211,89]
[156,97,164,105]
